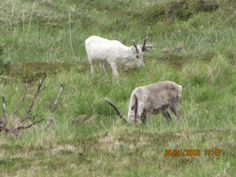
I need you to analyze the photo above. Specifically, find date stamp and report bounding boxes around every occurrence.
[164,149,221,156]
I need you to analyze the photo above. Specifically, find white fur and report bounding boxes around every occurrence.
[85,36,152,78]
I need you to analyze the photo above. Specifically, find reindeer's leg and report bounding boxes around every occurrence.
[140,109,147,124]
[170,104,181,122]
[135,102,145,124]
[88,58,94,74]
[110,62,119,78]
[99,62,103,70]
[91,65,94,74]
[99,62,107,74]
[163,111,172,122]
[135,115,142,124]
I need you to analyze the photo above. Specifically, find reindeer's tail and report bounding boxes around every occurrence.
[104,98,128,122]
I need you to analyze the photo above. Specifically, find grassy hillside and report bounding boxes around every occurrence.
[0,0,236,176]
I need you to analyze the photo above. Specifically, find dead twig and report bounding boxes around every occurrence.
[21,73,46,123]
[13,77,34,117]
[15,118,44,131]
[0,95,9,132]
[2,95,6,119]
[42,83,63,130]
[30,104,39,120]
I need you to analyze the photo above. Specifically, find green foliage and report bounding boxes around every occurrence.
[145,0,219,23]
[0,46,11,74]
[1,0,236,176]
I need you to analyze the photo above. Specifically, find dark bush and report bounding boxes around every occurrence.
[0,46,11,75]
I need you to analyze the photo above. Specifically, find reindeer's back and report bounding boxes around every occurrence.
[134,81,182,108]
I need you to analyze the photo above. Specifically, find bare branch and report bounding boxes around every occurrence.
[30,104,39,120]
[21,74,47,123]
[0,96,11,133]
[42,83,63,130]
[15,118,44,131]
[13,77,34,117]
[2,95,6,119]
[1,75,62,135]
[23,104,39,124]
[0,125,10,133]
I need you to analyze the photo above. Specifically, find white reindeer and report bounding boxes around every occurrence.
[85,36,153,78]
[104,81,182,124]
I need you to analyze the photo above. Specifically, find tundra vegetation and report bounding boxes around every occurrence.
[0,0,236,176]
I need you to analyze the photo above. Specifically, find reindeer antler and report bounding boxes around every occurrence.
[142,37,153,52]
[132,40,139,54]
[104,98,128,122]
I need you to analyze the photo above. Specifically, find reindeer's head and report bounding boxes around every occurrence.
[131,37,153,68]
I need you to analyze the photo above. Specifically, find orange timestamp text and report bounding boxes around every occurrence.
[165,149,222,156]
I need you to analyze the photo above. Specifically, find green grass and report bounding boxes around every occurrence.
[0,0,236,176]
